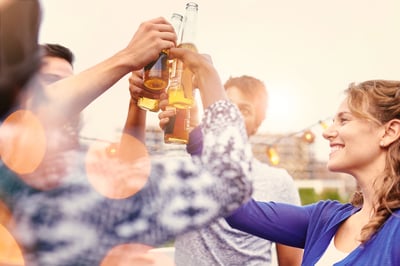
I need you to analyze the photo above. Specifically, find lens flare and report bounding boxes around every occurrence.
[0,201,24,265]
[100,243,174,266]
[85,134,151,199]
[0,110,46,174]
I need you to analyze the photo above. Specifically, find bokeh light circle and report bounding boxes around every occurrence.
[85,134,151,199]
[0,110,46,175]
[100,243,174,266]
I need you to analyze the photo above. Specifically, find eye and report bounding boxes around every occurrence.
[332,112,353,126]
[239,107,251,117]
[337,115,351,125]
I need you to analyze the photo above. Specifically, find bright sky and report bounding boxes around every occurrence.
[39,0,400,160]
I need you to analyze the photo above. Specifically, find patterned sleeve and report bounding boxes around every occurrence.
[127,100,253,243]
[0,100,253,265]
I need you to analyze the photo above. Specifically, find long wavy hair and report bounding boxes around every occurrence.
[346,79,400,243]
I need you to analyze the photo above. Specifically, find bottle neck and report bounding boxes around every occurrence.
[181,6,198,44]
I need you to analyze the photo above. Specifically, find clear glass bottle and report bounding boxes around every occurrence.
[167,2,198,109]
[138,13,184,112]
[164,3,199,144]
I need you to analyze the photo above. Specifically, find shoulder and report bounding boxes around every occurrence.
[251,158,295,185]
[251,159,300,204]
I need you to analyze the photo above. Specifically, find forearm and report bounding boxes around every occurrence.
[122,99,147,143]
[276,243,303,266]
[39,50,133,126]
[193,62,227,109]
[226,199,308,248]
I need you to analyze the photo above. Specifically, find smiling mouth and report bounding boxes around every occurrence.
[329,145,343,155]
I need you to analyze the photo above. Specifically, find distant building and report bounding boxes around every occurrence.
[250,133,356,199]
[124,127,357,200]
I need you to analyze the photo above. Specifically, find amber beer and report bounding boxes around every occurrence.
[164,107,190,144]
[139,13,183,112]
[137,51,169,112]
[167,43,197,109]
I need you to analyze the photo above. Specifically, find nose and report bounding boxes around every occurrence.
[322,124,338,140]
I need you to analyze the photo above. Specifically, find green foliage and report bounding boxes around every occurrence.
[299,188,346,205]
[319,188,343,202]
[298,188,318,205]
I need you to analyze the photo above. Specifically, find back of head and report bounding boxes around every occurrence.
[224,75,268,127]
[0,0,41,119]
[40,43,75,66]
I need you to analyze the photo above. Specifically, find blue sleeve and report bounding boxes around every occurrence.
[186,125,203,156]
[225,198,310,248]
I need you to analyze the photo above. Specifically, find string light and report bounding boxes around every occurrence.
[318,120,330,130]
[266,146,280,165]
[302,130,315,144]
[265,117,331,165]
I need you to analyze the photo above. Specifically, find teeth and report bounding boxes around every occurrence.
[331,145,342,152]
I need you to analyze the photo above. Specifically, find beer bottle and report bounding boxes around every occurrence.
[167,2,198,109]
[138,13,184,112]
[164,107,190,144]
[164,3,199,144]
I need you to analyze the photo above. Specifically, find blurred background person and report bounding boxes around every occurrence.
[158,75,303,265]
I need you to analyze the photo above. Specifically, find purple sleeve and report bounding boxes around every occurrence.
[225,198,310,248]
[186,125,203,156]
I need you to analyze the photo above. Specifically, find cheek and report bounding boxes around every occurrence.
[244,117,258,135]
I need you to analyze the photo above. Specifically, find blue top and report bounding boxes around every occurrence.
[187,127,400,265]
[225,199,400,265]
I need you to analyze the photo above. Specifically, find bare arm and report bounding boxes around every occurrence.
[122,71,147,143]
[276,243,303,266]
[37,17,177,126]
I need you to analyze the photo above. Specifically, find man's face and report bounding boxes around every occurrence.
[38,56,73,85]
[225,86,260,136]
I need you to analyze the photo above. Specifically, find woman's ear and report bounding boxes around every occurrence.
[382,119,400,147]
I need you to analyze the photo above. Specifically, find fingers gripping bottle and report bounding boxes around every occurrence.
[138,13,184,112]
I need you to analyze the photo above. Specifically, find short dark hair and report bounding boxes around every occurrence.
[0,0,42,119]
[40,43,75,66]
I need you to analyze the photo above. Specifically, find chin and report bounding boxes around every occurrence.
[326,162,343,173]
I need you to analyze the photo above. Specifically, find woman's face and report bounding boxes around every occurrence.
[322,98,386,177]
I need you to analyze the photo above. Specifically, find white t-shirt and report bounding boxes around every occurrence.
[174,158,301,266]
[315,236,349,266]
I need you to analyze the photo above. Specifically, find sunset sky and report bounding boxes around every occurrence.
[39,0,400,160]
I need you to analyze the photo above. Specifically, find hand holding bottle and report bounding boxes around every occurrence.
[138,14,184,112]
[121,17,177,72]
[168,49,226,109]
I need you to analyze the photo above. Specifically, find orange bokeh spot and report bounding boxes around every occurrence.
[0,110,46,175]
[101,243,174,266]
[0,225,24,266]
[302,130,316,144]
[0,201,24,265]
[85,134,151,199]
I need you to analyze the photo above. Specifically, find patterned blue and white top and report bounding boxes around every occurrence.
[0,100,253,266]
